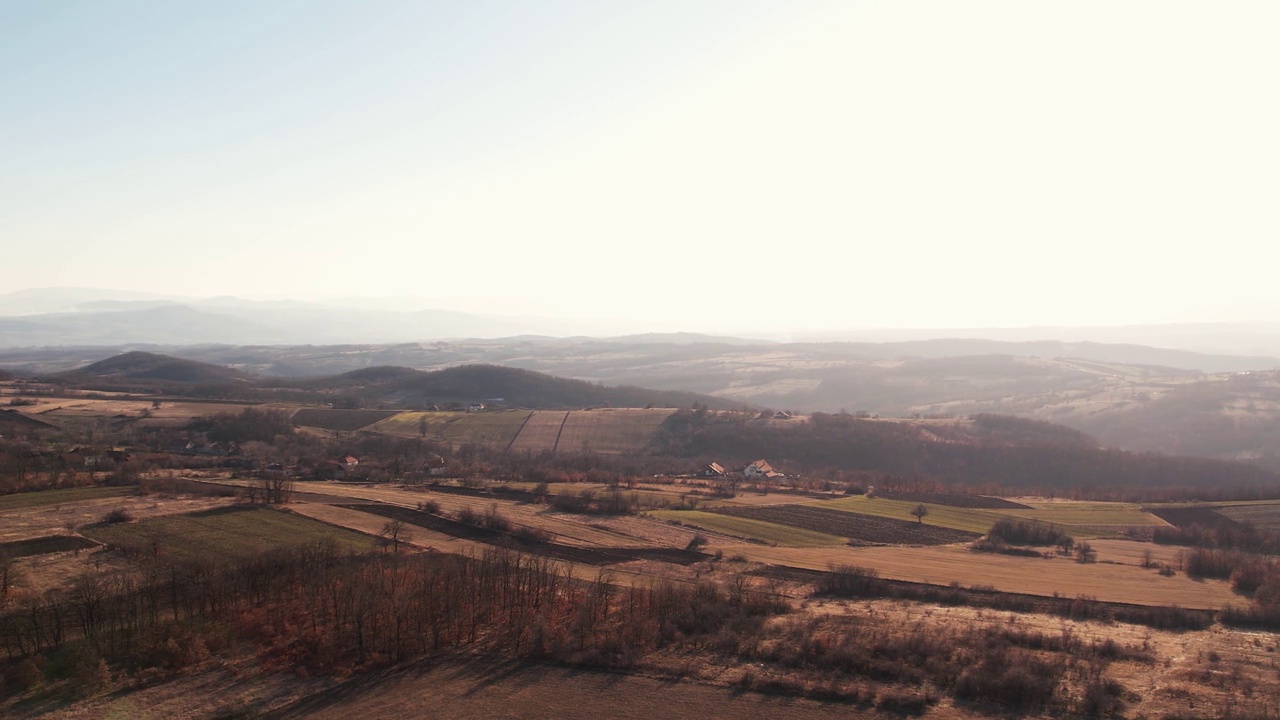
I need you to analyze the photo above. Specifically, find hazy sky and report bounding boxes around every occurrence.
[3,1,1278,332]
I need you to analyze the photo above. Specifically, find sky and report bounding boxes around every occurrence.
[2,1,1278,333]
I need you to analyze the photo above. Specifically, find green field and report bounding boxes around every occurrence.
[0,485,135,512]
[649,510,845,547]
[82,506,377,561]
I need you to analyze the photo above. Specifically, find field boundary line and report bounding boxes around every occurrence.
[551,411,571,453]
[505,411,536,452]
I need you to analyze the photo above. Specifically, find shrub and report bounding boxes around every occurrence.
[102,507,134,524]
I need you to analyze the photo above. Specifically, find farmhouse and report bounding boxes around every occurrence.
[696,462,726,478]
[743,459,782,479]
[342,455,359,468]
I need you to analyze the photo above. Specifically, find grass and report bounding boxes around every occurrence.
[0,486,135,512]
[81,506,376,562]
[648,510,845,547]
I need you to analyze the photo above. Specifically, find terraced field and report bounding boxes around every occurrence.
[1214,500,1280,529]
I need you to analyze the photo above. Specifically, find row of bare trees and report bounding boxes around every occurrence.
[0,541,784,673]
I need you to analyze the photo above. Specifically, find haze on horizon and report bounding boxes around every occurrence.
[3,2,1278,334]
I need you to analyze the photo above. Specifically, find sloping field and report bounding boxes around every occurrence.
[81,506,375,561]
[717,505,980,545]
[371,410,531,445]
[649,510,844,547]
[507,410,567,452]
[555,408,675,454]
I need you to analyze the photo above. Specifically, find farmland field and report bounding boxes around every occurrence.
[733,543,1239,609]
[371,410,531,445]
[1214,500,1280,528]
[507,410,567,452]
[81,506,376,561]
[819,495,1164,538]
[715,505,981,545]
[371,408,672,454]
[0,485,134,512]
[648,510,845,547]
[554,408,676,454]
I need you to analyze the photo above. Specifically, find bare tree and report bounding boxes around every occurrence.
[911,504,929,524]
[380,519,413,553]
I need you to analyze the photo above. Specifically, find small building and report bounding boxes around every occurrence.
[422,454,448,476]
[342,455,359,468]
[697,462,726,478]
[467,403,485,412]
[743,459,782,479]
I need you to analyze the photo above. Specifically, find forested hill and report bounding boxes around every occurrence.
[57,351,250,385]
[300,364,738,410]
[652,411,1279,496]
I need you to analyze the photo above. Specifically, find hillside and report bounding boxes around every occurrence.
[652,410,1280,497]
[304,364,739,410]
[59,351,250,385]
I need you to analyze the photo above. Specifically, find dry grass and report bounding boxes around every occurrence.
[554,408,677,454]
[80,506,375,562]
[507,410,567,452]
[730,543,1238,609]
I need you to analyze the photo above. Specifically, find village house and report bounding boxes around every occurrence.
[743,459,782,479]
[696,462,726,478]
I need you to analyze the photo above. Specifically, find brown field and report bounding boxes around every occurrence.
[727,543,1239,609]
[506,409,567,452]
[273,482,648,548]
